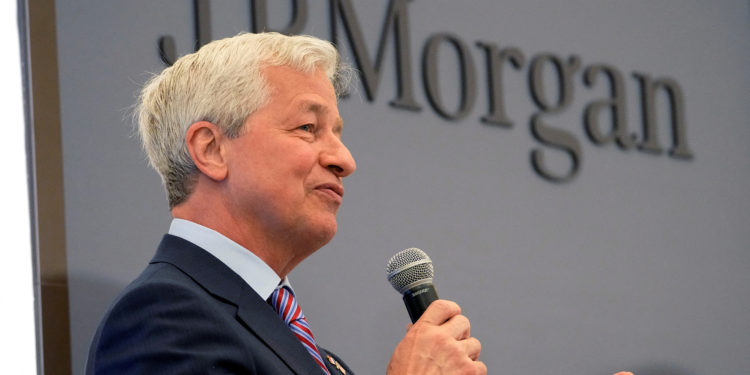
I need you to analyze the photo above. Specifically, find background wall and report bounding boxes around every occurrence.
[52,1,749,374]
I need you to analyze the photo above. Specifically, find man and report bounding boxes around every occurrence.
[86,32,486,374]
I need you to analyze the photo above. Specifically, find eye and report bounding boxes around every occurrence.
[298,124,314,132]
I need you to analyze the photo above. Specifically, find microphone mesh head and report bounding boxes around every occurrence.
[386,248,434,294]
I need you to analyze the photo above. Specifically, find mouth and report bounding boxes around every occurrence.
[315,182,345,200]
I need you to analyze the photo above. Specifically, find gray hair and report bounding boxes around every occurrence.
[136,32,349,208]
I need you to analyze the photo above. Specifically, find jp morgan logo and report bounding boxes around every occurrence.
[157,0,693,183]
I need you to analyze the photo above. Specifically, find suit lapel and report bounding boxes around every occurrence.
[320,348,350,375]
[234,297,325,374]
[152,235,325,375]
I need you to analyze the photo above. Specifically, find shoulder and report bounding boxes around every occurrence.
[86,262,252,374]
[110,262,226,318]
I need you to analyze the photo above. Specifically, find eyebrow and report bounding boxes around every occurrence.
[297,100,344,135]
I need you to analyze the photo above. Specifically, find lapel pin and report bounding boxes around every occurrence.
[326,354,346,374]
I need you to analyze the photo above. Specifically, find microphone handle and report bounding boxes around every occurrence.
[402,283,439,323]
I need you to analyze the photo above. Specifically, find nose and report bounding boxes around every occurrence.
[321,135,356,178]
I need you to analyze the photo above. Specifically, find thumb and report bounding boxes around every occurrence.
[417,300,461,325]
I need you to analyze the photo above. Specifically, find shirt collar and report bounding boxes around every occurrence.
[168,218,288,300]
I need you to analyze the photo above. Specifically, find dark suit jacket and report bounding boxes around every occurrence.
[86,234,354,374]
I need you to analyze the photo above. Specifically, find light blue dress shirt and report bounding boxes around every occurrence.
[168,218,290,300]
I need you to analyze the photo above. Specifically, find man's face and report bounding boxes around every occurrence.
[222,65,356,250]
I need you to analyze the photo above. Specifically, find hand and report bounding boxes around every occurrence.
[387,299,486,375]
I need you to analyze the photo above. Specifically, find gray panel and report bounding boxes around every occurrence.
[55,1,750,374]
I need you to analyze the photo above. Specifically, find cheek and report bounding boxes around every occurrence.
[279,146,319,178]
[234,137,319,191]
[255,152,317,203]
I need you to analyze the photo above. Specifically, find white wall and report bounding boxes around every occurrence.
[1,0,38,373]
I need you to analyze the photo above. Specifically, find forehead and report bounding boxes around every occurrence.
[256,65,343,131]
[262,65,335,95]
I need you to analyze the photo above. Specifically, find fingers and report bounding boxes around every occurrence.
[389,299,484,375]
[444,313,471,340]
[417,299,461,325]
[417,300,471,341]
[460,336,482,361]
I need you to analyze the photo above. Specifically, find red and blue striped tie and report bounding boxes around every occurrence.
[269,286,331,375]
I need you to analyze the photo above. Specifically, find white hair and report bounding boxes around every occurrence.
[137,32,349,207]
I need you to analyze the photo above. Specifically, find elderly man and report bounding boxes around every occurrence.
[86,32,485,374]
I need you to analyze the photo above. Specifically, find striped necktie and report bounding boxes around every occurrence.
[269,285,331,375]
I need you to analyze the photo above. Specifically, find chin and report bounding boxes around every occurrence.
[309,220,338,248]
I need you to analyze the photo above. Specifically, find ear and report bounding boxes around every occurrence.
[185,121,228,181]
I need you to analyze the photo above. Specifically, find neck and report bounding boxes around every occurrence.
[171,189,316,279]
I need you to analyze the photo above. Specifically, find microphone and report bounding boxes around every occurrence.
[386,247,439,323]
